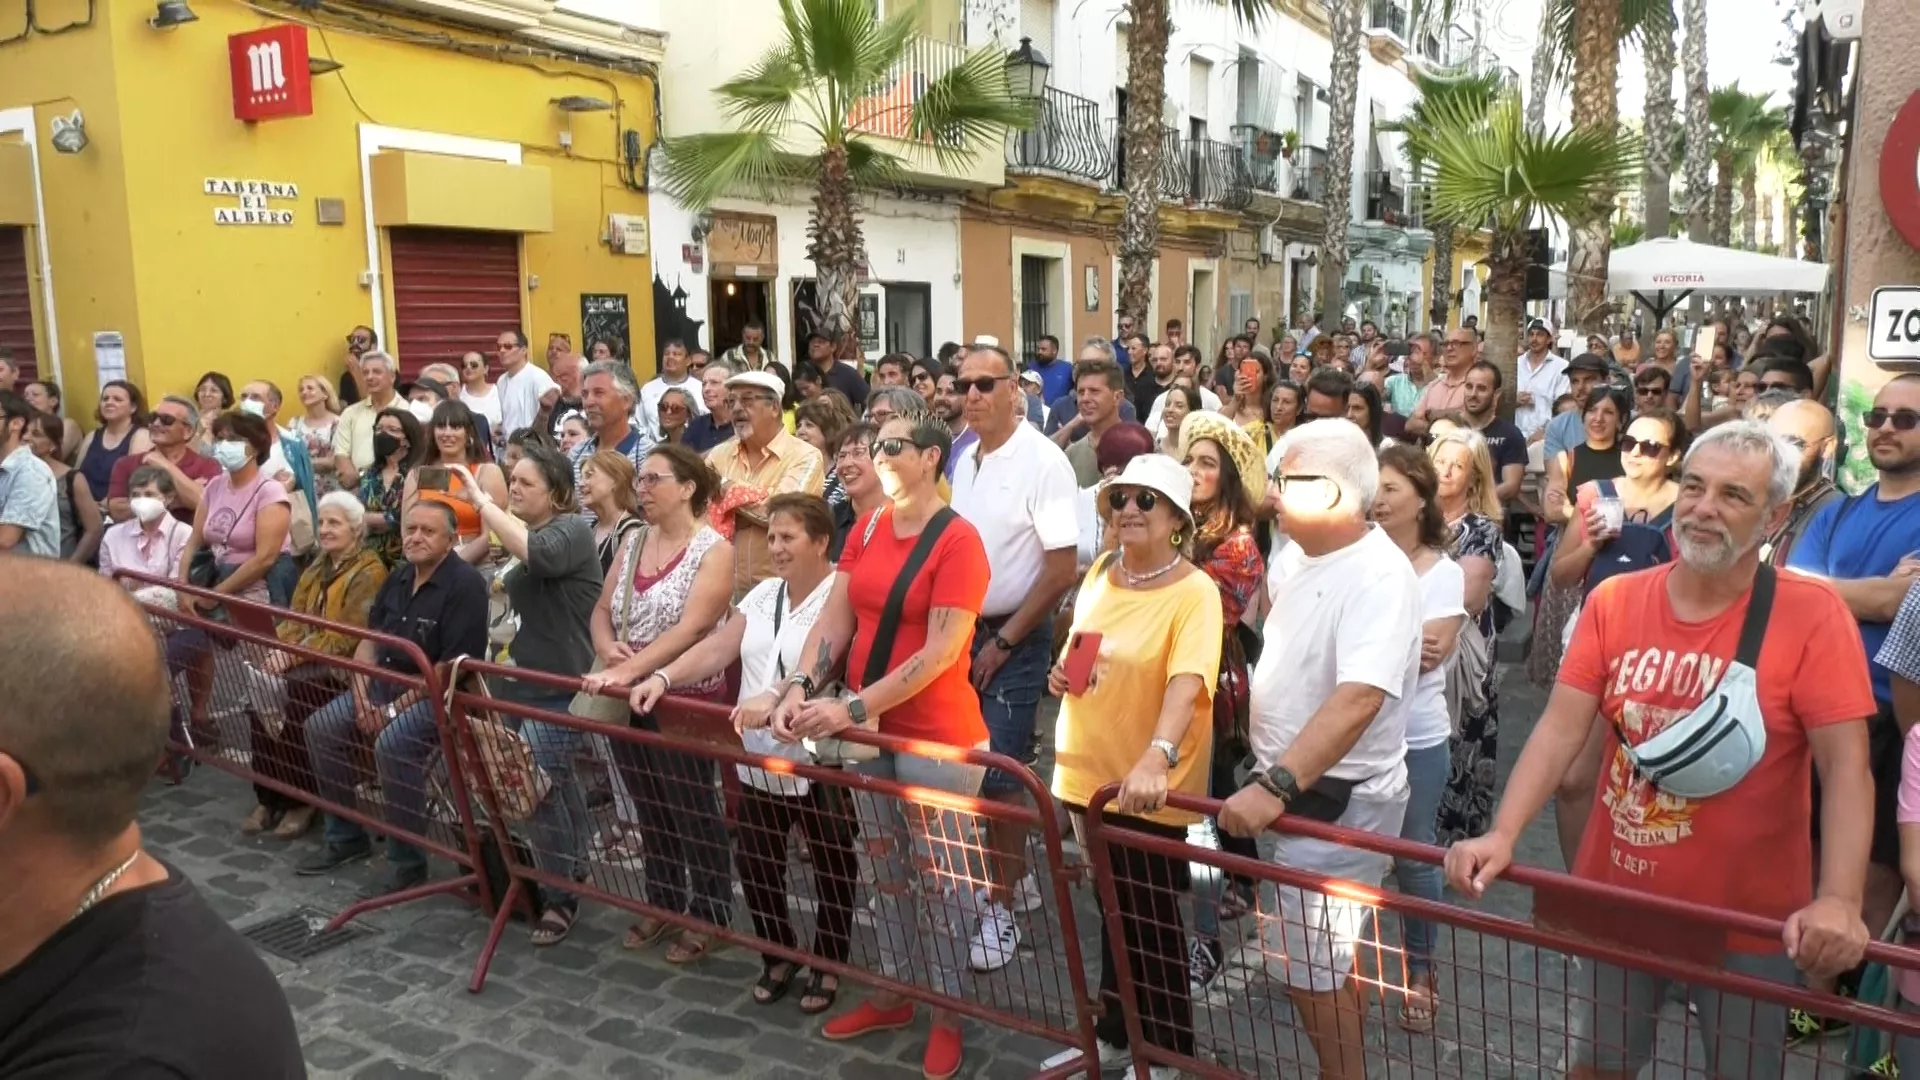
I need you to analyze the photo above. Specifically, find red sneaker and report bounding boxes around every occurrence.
[922,1021,963,1079]
[821,1000,916,1042]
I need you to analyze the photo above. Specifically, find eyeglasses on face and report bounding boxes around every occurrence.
[1444,339,1474,349]
[1865,408,1920,432]
[658,402,689,415]
[1270,472,1331,494]
[955,375,1008,395]
[634,471,680,488]
[1106,487,1160,513]
[1635,385,1666,396]
[347,334,372,348]
[870,437,930,459]
[1620,434,1669,458]
[149,413,184,428]
[726,393,777,408]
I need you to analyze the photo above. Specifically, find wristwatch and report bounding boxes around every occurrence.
[787,673,815,698]
[991,631,1017,652]
[1255,764,1301,805]
[1148,738,1179,768]
[845,695,869,727]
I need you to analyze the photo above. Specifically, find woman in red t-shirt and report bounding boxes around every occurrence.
[771,415,990,1080]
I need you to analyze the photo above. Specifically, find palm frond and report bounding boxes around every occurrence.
[1223,0,1280,30]
[853,3,923,93]
[907,44,1038,172]
[1424,90,1642,233]
[1545,0,1675,80]
[843,137,910,189]
[656,130,799,208]
[1388,67,1509,173]
[792,0,877,89]
[716,44,808,134]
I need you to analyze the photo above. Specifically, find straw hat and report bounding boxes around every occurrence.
[1178,410,1268,503]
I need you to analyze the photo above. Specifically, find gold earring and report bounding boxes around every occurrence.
[1171,532,1184,548]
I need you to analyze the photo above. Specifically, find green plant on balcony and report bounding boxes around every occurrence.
[1278,129,1300,159]
[658,0,1033,352]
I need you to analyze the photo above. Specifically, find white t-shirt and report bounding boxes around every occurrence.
[640,374,707,442]
[1400,556,1466,750]
[495,363,559,438]
[734,575,833,795]
[1252,525,1421,792]
[949,421,1080,618]
[1144,385,1225,434]
[1514,352,1569,438]
[460,384,504,433]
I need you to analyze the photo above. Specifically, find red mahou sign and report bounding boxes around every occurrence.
[228,25,313,122]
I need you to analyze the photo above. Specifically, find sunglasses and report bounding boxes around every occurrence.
[955,375,1009,395]
[346,335,371,348]
[1106,487,1161,513]
[1635,384,1666,396]
[495,342,518,352]
[870,437,929,459]
[150,414,184,428]
[1865,408,1920,432]
[463,360,485,371]
[1620,434,1669,458]
[659,402,688,414]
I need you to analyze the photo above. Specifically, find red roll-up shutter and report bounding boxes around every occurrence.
[0,227,39,382]
[387,227,522,382]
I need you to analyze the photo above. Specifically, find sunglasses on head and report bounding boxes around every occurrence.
[1620,434,1669,458]
[1106,487,1161,513]
[955,375,1008,395]
[1865,408,1920,432]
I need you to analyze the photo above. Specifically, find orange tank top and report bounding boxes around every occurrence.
[418,469,484,539]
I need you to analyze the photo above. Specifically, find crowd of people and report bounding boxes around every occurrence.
[0,298,1915,1079]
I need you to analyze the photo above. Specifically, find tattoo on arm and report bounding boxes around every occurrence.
[810,638,836,683]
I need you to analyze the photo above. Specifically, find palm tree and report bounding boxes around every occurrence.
[658,0,1032,350]
[1641,7,1678,242]
[1707,86,1786,247]
[1384,68,1507,328]
[1744,125,1796,249]
[1680,0,1711,243]
[1419,89,1639,404]
[1317,0,1364,331]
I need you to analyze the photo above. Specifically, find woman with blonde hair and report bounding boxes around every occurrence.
[290,374,344,495]
[1424,429,1502,848]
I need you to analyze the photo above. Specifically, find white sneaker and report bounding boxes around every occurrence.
[1011,872,1046,914]
[969,900,1020,971]
[1121,1065,1181,1079]
[1040,1040,1129,1072]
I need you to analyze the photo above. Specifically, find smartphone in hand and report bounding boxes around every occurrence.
[1064,631,1103,696]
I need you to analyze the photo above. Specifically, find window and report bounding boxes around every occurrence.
[1188,57,1212,127]
[1020,0,1055,60]
[1019,255,1055,363]
[1228,289,1252,334]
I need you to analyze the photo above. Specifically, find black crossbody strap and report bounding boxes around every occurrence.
[772,582,788,681]
[861,507,957,689]
[1733,564,1775,669]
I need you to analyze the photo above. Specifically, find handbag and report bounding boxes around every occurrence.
[1446,609,1493,720]
[570,524,648,724]
[808,506,957,766]
[451,665,552,823]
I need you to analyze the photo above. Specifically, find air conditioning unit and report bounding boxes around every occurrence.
[1257,224,1278,259]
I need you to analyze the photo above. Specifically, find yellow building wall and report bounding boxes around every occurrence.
[1,0,656,408]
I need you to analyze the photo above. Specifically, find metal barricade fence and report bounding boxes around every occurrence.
[115,569,498,931]
[440,659,1104,1075]
[1084,785,1920,1079]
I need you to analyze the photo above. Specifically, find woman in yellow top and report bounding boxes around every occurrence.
[1044,453,1221,1074]
[405,399,507,564]
[242,491,389,839]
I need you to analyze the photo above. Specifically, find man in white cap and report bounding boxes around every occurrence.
[1513,318,1568,440]
[708,370,824,599]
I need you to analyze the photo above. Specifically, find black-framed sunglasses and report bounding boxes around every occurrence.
[870,437,930,459]
[1620,434,1669,458]
[149,414,183,428]
[1634,383,1666,396]
[955,375,1008,395]
[1865,408,1920,432]
[1106,487,1160,513]
[346,334,372,348]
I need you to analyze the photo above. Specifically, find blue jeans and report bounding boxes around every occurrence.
[305,687,442,876]
[971,618,1051,796]
[514,692,589,909]
[1395,740,1451,975]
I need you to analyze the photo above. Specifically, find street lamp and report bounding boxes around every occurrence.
[1005,37,1051,99]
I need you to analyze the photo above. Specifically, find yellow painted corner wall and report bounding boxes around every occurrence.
[0,0,143,413]
[98,0,654,400]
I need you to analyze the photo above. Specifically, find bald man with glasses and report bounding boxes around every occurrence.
[1405,331,1478,437]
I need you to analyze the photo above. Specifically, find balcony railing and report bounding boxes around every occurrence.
[1232,124,1291,194]
[1109,120,1187,200]
[1007,86,1112,182]
[1291,146,1330,202]
[1367,169,1408,224]
[848,35,968,144]
[1186,137,1255,211]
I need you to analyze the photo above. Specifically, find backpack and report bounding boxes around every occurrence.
[1582,479,1673,597]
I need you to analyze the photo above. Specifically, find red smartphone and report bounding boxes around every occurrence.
[1063,631,1102,696]
[1239,358,1262,385]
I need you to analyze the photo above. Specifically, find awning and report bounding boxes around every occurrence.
[1608,237,1830,295]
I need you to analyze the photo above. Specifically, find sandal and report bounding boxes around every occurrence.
[665,928,722,964]
[753,962,797,1005]
[623,916,672,950]
[798,970,840,1015]
[1399,970,1439,1033]
[1218,880,1256,921]
[531,904,578,948]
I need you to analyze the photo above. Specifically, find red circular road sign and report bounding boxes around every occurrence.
[1883,90,1920,250]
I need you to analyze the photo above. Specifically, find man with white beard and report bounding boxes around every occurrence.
[1448,421,1875,1080]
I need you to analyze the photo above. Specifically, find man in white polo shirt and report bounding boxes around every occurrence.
[1514,318,1568,439]
[949,342,1080,973]
[492,328,560,438]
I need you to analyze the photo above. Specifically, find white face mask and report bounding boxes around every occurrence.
[211,439,251,472]
[129,496,168,523]
[238,398,267,418]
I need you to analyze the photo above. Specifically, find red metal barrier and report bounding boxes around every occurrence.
[114,569,498,932]
[1083,784,1920,1079]
[440,659,1103,1075]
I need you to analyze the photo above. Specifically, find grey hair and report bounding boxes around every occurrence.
[160,395,200,433]
[316,490,367,535]
[703,359,734,378]
[660,386,696,412]
[867,386,928,421]
[1079,337,1117,364]
[1682,419,1798,510]
[1744,388,1799,422]
[582,360,639,402]
[1274,417,1379,515]
[358,350,395,373]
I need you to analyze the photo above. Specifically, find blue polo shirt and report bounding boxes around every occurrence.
[1788,484,1920,705]
[1027,357,1073,404]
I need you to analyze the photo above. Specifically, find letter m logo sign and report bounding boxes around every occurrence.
[228,26,313,122]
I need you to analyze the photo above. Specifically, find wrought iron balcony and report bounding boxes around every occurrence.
[1109,121,1187,200]
[1007,86,1112,183]
[1232,124,1290,194]
[1367,169,1409,224]
[1185,137,1254,211]
[1291,146,1330,202]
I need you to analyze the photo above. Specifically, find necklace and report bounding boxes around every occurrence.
[74,851,140,921]
[1117,552,1183,587]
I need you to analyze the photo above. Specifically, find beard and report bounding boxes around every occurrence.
[1675,518,1755,574]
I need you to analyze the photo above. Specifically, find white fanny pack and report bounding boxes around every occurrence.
[1619,565,1775,799]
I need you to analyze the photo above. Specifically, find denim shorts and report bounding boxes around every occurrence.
[971,618,1051,796]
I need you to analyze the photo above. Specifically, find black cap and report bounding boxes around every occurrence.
[805,329,832,345]
[1567,352,1609,374]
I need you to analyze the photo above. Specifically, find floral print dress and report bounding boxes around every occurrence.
[1436,511,1501,845]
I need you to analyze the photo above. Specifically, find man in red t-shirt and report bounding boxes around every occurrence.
[1447,420,1875,1079]
[105,396,220,524]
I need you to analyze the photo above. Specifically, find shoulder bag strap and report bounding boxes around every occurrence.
[610,524,647,640]
[1596,477,1618,501]
[1733,564,1776,670]
[861,507,958,689]
[772,582,789,681]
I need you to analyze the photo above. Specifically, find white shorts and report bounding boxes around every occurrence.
[1261,778,1409,993]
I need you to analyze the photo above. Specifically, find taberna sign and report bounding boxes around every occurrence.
[228,26,313,122]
